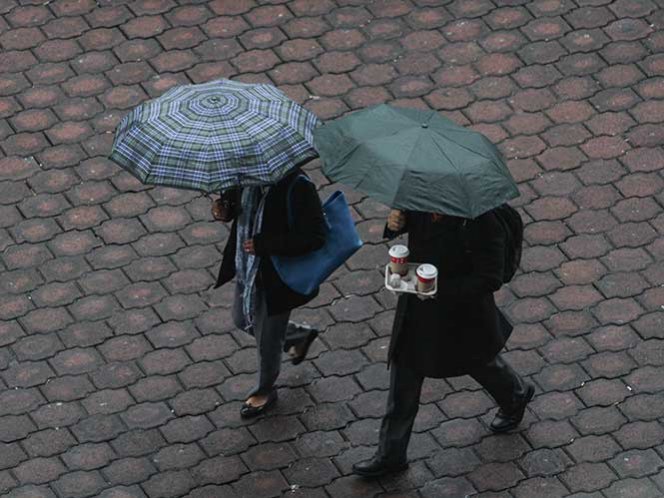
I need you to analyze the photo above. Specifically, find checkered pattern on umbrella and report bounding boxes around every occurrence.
[110,79,320,192]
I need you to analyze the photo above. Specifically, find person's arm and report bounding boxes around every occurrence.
[436,212,505,299]
[253,178,326,256]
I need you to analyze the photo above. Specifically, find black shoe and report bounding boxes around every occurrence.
[240,390,278,419]
[490,383,535,433]
[290,328,319,365]
[352,456,408,478]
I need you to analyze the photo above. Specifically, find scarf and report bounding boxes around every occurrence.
[235,185,269,331]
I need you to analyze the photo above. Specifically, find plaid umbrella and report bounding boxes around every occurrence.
[110,79,320,192]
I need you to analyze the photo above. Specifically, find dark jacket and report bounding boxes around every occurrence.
[387,210,512,378]
[215,169,326,316]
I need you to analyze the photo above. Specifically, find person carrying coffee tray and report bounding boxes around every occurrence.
[212,166,326,419]
[352,208,534,478]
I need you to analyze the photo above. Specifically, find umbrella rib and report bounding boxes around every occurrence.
[236,103,317,152]
[404,128,425,167]
[431,129,495,161]
[333,140,364,186]
[430,135,473,217]
[387,129,426,210]
[389,164,409,211]
[356,127,423,205]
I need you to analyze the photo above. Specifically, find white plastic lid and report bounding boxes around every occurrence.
[416,263,437,279]
[389,244,409,258]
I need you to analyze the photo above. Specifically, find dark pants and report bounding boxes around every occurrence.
[233,284,312,397]
[377,354,527,462]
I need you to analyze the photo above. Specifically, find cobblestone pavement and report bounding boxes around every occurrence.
[0,0,663,497]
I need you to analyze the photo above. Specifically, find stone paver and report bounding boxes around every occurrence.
[0,1,663,497]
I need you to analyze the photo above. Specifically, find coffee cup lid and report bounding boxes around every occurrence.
[389,244,409,257]
[416,264,437,278]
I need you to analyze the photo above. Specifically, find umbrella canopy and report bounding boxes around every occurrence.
[313,104,519,219]
[110,79,320,192]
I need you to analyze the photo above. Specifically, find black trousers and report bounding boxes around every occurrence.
[377,353,527,462]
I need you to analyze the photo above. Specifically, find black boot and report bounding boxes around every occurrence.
[490,383,535,433]
[352,455,408,478]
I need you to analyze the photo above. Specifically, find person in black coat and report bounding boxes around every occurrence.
[353,209,535,478]
[213,167,326,418]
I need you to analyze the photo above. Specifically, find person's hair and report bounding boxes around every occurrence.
[219,188,240,216]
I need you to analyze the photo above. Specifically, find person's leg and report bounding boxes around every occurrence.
[469,353,534,432]
[469,353,525,407]
[377,360,425,461]
[354,359,424,477]
[245,289,290,407]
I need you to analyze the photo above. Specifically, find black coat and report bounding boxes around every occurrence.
[215,169,326,316]
[387,210,512,378]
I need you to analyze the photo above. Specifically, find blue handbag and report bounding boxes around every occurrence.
[271,176,363,295]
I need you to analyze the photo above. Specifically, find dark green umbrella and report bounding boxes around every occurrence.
[313,104,519,219]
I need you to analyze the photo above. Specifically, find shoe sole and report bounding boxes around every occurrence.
[353,463,408,478]
[490,384,535,433]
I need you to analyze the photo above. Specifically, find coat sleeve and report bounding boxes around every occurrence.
[214,218,238,288]
[436,212,505,299]
[253,178,326,257]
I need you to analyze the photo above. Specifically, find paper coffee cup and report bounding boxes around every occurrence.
[416,264,437,292]
[388,245,409,276]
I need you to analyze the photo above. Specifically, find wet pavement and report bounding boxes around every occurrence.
[0,0,663,497]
